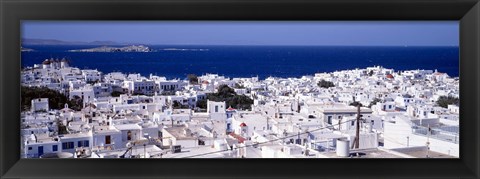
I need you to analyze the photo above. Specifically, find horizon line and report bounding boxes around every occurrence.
[21,38,459,47]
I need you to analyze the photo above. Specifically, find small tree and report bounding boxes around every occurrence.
[70,95,83,111]
[132,92,145,96]
[205,85,254,110]
[172,101,182,109]
[21,86,82,111]
[234,83,245,89]
[436,96,459,108]
[368,70,374,76]
[187,74,198,84]
[217,85,236,97]
[368,98,382,108]
[86,80,99,85]
[196,99,207,109]
[317,80,335,88]
[111,91,124,97]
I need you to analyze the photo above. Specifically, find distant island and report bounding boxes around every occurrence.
[21,47,35,52]
[68,45,154,52]
[22,38,132,46]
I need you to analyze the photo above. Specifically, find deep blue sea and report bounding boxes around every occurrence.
[21,45,459,79]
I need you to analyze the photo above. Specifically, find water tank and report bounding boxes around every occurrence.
[336,138,350,157]
[40,152,74,158]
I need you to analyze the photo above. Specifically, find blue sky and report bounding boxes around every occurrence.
[22,21,459,46]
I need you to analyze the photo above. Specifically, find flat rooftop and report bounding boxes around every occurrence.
[159,145,225,158]
[318,148,410,158]
[59,132,91,139]
[93,125,121,134]
[96,144,163,157]
[400,150,455,158]
[390,147,456,158]
[164,125,197,140]
[114,123,142,131]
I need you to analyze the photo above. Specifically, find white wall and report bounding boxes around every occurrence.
[31,98,49,112]
[207,100,226,114]
[25,141,61,158]
[93,132,123,149]
[383,119,459,157]
[59,135,93,153]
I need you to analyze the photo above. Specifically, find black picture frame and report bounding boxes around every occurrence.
[1,0,479,178]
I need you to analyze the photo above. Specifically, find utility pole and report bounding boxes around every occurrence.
[426,125,431,158]
[338,118,342,131]
[406,136,410,147]
[266,117,269,132]
[297,131,301,145]
[144,144,146,158]
[351,105,361,149]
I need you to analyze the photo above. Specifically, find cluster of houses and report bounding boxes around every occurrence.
[21,59,459,158]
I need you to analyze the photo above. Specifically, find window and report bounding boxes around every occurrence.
[215,106,218,113]
[53,145,58,151]
[327,116,332,124]
[78,140,89,147]
[105,135,111,144]
[351,121,355,126]
[127,130,132,140]
[62,142,74,149]
[28,147,32,150]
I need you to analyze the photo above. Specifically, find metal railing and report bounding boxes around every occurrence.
[25,153,41,158]
[411,125,459,144]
